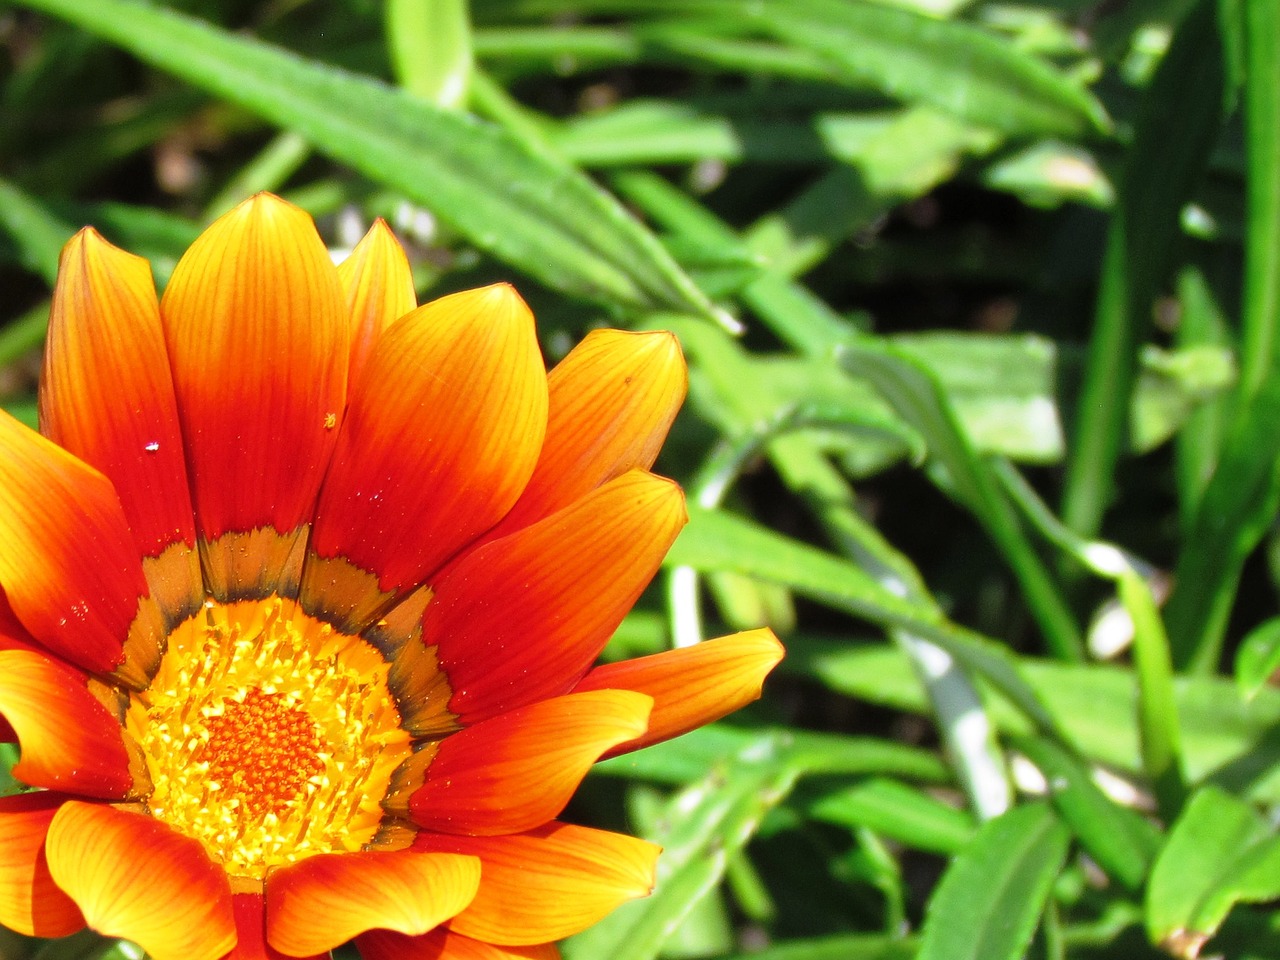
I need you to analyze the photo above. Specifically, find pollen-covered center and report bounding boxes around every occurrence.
[127,597,415,882]
[202,688,324,817]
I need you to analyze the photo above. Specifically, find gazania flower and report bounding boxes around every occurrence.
[0,194,783,960]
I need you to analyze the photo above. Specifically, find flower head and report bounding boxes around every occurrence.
[0,194,783,960]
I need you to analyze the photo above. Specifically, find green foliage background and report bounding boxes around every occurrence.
[0,0,1277,958]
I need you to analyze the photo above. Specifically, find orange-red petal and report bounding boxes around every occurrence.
[303,284,547,627]
[0,587,42,657]
[416,823,659,946]
[0,793,84,938]
[409,690,651,836]
[427,470,685,723]
[0,650,133,798]
[576,628,784,756]
[338,219,417,387]
[40,229,199,571]
[160,193,347,598]
[493,328,686,537]
[0,411,145,675]
[45,801,236,960]
[358,928,559,960]
[266,851,481,956]
[227,893,331,960]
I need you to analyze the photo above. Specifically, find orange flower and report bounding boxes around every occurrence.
[0,194,783,960]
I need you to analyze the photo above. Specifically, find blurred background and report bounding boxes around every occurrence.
[1,1,1277,958]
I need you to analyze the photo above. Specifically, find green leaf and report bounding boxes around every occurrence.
[917,802,1069,960]
[682,325,1234,471]
[1060,0,1226,542]
[386,0,472,108]
[1147,786,1280,950]
[786,636,1280,804]
[0,177,77,285]
[1235,617,1280,700]
[15,0,713,318]
[980,141,1113,210]
[796,777,976,855]
[1233,0,1280,394]
[595,723,951,786]
[719,933,916,960]
[668,506,1064,737]
[1013,735,1160,891]
[565,735,799,960]
[1168,0,1280,671]
[556,101,892,167]
[753,0,1108,139]
[1,399,38,430]
[841,340,1082,660]
[1117,566,1187,818]
[1168,375,1280,671]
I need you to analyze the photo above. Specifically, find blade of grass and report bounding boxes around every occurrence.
[994,460,1186,813]
[1147,786,1280,949]
[668,506,1065,739]
[0,302,49,369]
[0,177,76,285]
[767,432,1012,820]
[797,778,976,855]
[386,0,473,108]
[1165,0,1280,670]
[1059,0,1226,541]
[754,0,1108,139]
[719,934,916,960]
[1013,735,1161,892]
[565,736,799,960]
[1166,377,1280,671]
[203,131,312,222]
[16,0,714,319]
[917,803,1070,960]
[1117,562,1187,817]
[595,723,950,785]
[1173,266,1232,531]
[1233,0,1280,396]
[843,342,1083,660]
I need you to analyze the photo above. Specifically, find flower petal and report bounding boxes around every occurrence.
[0,411,149,677]
[228,892,331,960]
[0,792,84,938]
[358,928,559,960]
[338,219,417,387]
[302,284,547,629]
[409,690,651,836]
[45,801,236,960]
[428,471,685,723]
[0,587,42,656]
[575,628,784,756]
[416,824,659,946]
[494,328,686,537]
[40,228,202,621]
[0,650,134,798]
[160,193,347,600]
[266,851,481,956]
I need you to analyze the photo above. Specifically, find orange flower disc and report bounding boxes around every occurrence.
[128,598,416,884]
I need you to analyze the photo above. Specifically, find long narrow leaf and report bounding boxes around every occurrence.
[842,342,1083,660]
[668,507,1064,737]
[1060,0,1226,541]
[753,0,1108,139]
[16,0,713,318]
[917,803,1069,960]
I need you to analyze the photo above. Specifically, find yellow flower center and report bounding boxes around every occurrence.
[127,597,415,883]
